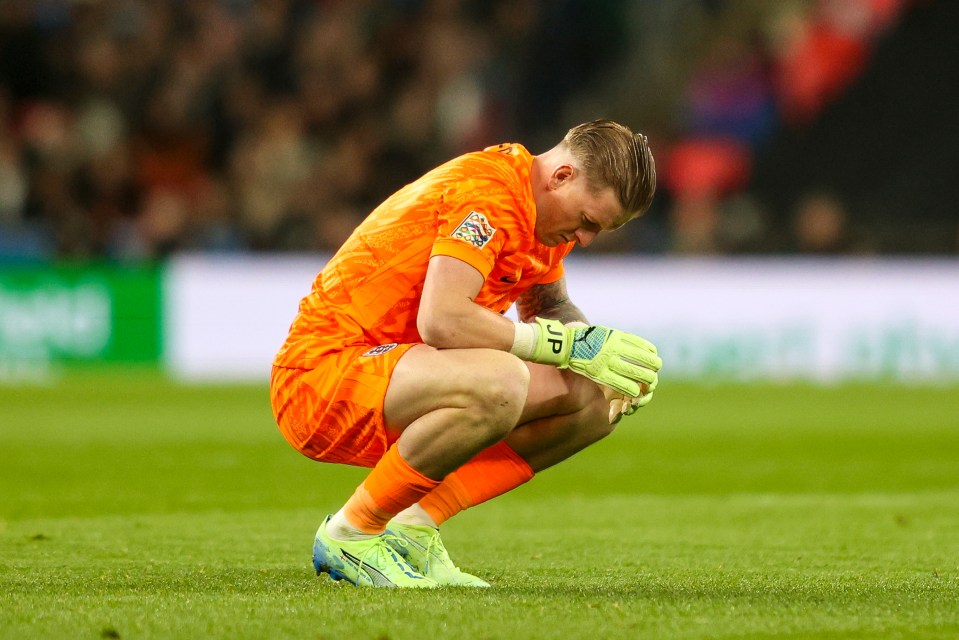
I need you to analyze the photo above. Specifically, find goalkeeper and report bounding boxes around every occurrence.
[271,120,661,589]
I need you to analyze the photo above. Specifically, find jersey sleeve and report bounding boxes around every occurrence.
[431,209,503,278]
[430,180,523,279]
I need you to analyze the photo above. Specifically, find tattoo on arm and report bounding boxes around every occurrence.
[516,279,589,325]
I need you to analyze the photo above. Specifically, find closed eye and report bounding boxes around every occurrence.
[581,214,601,233]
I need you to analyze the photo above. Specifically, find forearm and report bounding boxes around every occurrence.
[418,261,586,354]
[418,297,517,351]
[515,280,588,325]
[418,255,518,350]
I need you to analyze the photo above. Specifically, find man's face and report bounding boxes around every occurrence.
[534,166,625,248]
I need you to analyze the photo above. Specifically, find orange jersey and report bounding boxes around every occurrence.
[274,143,574,369]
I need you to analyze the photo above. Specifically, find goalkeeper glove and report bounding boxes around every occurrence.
[605,371,658,424]
[527,317,661,398]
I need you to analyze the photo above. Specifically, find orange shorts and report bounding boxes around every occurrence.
[270,342,416,468]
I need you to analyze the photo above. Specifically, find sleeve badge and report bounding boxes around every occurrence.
[451,211,496,249]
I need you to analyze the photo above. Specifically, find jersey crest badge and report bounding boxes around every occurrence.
[452,211,496,249]
[363,343,398,357]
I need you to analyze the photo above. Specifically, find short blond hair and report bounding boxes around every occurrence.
[563,119,657,226]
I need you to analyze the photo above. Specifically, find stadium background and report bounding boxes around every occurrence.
[1,0,957,383]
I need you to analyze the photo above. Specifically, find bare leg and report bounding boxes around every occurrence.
[343,348,613,536]
[384,346,614,476]
[395,362,615,528]
[383,344,531,479]
[507,362,614,471]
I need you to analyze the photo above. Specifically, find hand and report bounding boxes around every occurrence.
[531,318,661,397]
[603,372,658,424]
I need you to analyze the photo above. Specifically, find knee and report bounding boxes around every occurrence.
[464,353,529,437]
[559,378,618,446]
[581,392,616,442]
[556,370,612,418]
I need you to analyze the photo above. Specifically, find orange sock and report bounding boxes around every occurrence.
[419,441,534,526]
[343,444,441,534]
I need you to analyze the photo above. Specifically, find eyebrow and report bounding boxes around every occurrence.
[582,213,603,231]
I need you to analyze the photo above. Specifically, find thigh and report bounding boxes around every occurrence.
[518,361,606,424]
[383,344,530,431]
[383,344,600,431]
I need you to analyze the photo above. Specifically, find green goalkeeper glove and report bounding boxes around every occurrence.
[530,317,661,398]
[606,371,659,424]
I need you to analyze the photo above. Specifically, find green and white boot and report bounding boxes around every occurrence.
[313,516,437,588]
[386,522,490,587]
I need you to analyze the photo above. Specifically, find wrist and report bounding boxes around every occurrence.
[509,322,539,361]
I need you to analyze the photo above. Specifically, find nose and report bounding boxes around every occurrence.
[574,228,597,247]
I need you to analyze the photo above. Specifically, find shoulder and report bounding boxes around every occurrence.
[479,143,533,182]
[428,145,529,214]
[443,143,532,188]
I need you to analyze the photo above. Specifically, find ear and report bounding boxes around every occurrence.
[547,164,575,190]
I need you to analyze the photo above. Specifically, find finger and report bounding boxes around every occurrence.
[600,385,623,402]
[590,371,640,398]
[618,332,658,354]
[607,358,658,384]
[614,341,662,370]
[621,349,662,371]
[646,373,659,394]
[608,398,625,424]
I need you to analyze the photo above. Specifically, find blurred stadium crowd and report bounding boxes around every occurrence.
[0,0,945,260]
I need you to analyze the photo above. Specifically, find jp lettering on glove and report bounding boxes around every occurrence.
[510,317,661,399]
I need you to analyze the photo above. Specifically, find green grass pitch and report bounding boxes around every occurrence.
[2,372,958,639]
